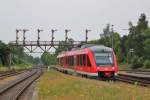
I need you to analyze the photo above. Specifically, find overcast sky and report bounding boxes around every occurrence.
[0,0,150,43]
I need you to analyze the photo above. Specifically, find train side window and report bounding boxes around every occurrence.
[87,56,91,67]
[62,57,65,65]
[62,57,64,66]
[74,56,77,66]
[68,56,74,67]
[77,55,80,66]
[71,56,72,66]
[72,56,74,66]
[79,55,83,66]
[65,57,67,65]
[66,56,69,65]
[69,56,71,66]
[70,56,74,66]
[83,54,86,66]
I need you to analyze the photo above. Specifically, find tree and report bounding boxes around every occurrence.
[137,13,148,32]
[0,41,11,66]
[144,39,150,59]
[33,57,42,65]
[128,13,149,57]
[41,52,57,66]
[102,24,111,37]
[55,41,67,55]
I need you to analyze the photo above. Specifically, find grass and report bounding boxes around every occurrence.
[36,70,150,100]
[118,63,132,70]
[0,64,32,71]
[118,63,150,71]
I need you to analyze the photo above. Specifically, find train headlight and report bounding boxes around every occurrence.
[115,73,118,76]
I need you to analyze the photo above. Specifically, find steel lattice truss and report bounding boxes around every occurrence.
[9,29,89,53]
[9,40,85,53]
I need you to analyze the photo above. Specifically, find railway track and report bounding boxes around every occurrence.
[116,73,150,86]
[0,68,43,100]
[119,70,150,75]
[0,69,30,80]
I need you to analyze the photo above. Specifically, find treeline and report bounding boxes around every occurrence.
[0,41,42,67]
[89,13,150,69]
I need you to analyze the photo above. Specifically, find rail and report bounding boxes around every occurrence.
[0,68,43,100]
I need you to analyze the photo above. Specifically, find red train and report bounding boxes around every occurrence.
[56,44,118,79]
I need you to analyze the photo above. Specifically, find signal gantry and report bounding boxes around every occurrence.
[9,29,90,53]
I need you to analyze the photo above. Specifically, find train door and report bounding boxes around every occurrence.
[86,55,92,72]
[82,54,86,72]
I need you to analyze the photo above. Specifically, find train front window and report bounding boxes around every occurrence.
[94,52,113,66]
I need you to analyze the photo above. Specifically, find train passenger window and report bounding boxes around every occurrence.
[71,56,74,66]
[87,56,91,67]
[79,55,83,66]
[77,55,80,66]
[66,56,69,65]
[62,57,65,65]
[74,56,77,66]
[83,54,86,66]
[68,56,70,66]
[65,57,67,65]
[68,56,74,67]
[62,57,64,66]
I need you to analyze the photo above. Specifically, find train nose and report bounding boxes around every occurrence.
[97,67,115,71]
[104,72,111,77]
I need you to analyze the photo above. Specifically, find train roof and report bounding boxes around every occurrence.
[88,45,112,52]
[57,44,112,58]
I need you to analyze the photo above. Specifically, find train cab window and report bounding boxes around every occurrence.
[87,56,91,67]
[94,52,114,66]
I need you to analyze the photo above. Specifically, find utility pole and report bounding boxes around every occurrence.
[85,29,91,43]
[23,29,29,45]
[111,25,114,48]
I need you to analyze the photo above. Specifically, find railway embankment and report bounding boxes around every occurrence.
[36,70,150,100]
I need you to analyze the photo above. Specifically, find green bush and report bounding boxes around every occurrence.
[131,56,143,69]
[143,60,150,69]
